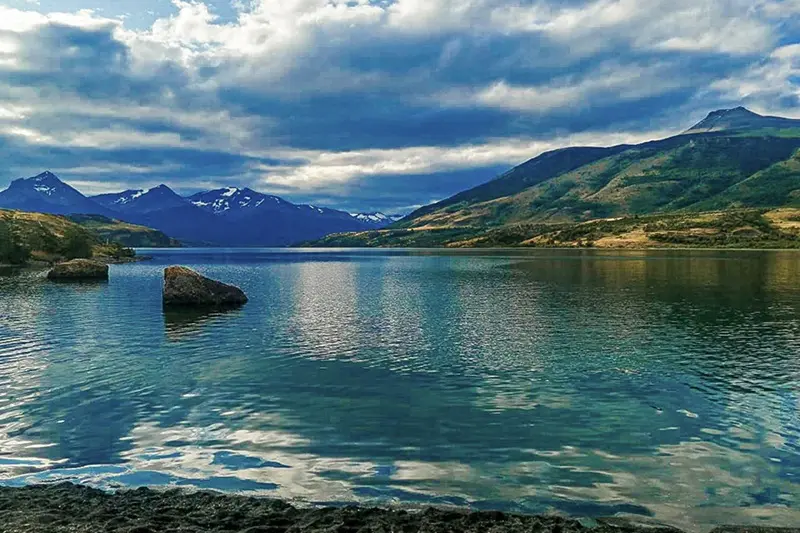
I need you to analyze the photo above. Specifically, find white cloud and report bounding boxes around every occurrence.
[383,0,771,59]
[120,0,778,91]
[758,0,800,18]
[0,6,121,33]
[435,62,693,113]
[256,127,675,191]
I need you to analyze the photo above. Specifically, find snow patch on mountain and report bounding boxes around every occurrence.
[33,185,55,196]
[113,190,145,205]
[189,187,287,215]
[352,212,405,225]
[29,172,66,196]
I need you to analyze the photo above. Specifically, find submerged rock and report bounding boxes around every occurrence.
[47,259,109,281]
[163,265,248,307]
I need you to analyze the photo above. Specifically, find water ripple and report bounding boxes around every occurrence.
[0,249,799,532]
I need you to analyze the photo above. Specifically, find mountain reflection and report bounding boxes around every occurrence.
[0,249,799,530]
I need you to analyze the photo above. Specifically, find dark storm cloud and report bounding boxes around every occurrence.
[0,132,284,188]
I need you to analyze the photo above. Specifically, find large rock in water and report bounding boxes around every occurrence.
[163,266,248,307]
[47,259,109,281]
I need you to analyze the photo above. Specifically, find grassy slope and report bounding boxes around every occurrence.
[404,145,630,222]
[694,150,800,210]
[307,208,800,249]
[398,135,800,230]
[67,214,181,247]
[0,209,178,264]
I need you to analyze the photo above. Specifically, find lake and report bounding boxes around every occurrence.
[1,248,799,531]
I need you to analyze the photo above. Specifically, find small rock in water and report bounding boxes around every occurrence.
[47,259,109,281]
[163,265,248,307]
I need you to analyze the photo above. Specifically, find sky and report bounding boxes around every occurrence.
[0,0,798,213]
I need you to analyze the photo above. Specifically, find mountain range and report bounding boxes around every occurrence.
[0,174,402,246]
[309,107,800,248]
[5,107,798,249]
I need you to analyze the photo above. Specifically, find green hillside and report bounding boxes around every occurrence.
[398,135,800,230]
[308,208,800,249]
[67,214,181,248]
[0,209,179,265]
[308,107,800,249]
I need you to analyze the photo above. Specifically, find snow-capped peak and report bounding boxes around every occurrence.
[352,212,404,225]
[189,187,276,215]
[34,171,57,182]
[2,171,104,214]
[29,172,62,195]
[17,171,68,196]
[353,212,389,222]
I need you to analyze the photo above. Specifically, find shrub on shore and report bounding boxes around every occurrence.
[0,215,31,265]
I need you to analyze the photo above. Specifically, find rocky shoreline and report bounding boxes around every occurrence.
[95,254,153,265]
[0,254,151,272]
[0,483,796,533]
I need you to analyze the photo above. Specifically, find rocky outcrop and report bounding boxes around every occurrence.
[46,259,109,281]
[163,266,248,307]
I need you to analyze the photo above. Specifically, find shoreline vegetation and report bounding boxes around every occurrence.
[303,208,800,249]
[4,206,800,257]
[0,209,176,268]
[0,482,784,533]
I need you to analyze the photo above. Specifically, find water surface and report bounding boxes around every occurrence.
[1,248,799,531]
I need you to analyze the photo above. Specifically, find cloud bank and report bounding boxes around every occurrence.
[0,0,797,212]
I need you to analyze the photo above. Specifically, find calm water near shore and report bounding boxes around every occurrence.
[0,248,799,531]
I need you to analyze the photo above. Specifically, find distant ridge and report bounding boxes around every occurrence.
[188,187,297,219]
[352,212,405,226]
[686,106,800,133]
[0,171,115,216]
[0,173,403,246]
[93,184,190,214]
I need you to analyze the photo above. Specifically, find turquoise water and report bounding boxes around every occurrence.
[1,248,799,530]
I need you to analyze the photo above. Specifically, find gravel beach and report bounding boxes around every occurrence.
[0,483,797,533]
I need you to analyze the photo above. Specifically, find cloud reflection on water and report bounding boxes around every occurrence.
[0,250,799,531]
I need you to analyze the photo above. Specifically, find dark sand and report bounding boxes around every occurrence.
[0,483,796,533]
